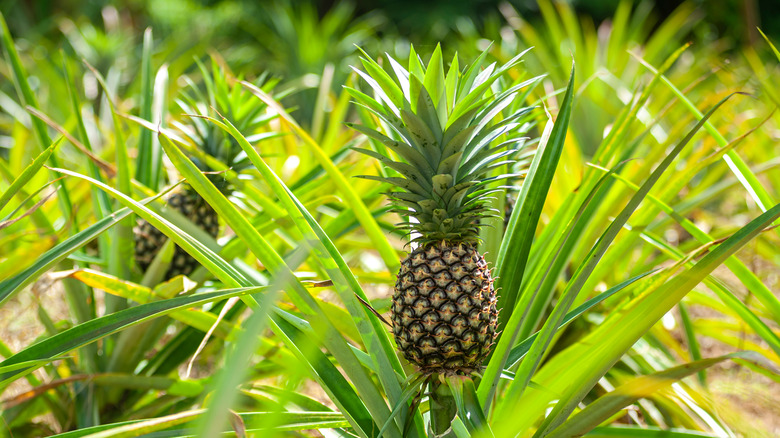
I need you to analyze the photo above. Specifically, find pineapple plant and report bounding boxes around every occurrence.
[134,60,279,280]
[348,45,537,374]
[134,186,220,278]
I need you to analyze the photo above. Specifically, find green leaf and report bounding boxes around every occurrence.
[607,169,780,326]
[444,52,459,115]
[0,358,65,374]
[351,65,401,117]
[494,63,574,325]
[450,48,532,122]
[271,316,380,438]
[0,138,62,218]
[48,411,351,438]
[62,54,113,268]
[0,286,267,387]
[408,45,425,85]
[496,91,744,432]
[134,28,161,191]
[636,55,776,216]
[504,269,656,369]
[422,43,447,126]
[355,47,404,109]
[499,200,780,437]
[0,201,141,307]
[0,10,75,231]
[70,269,236,339]
[84,60,134,294]
[412,73,443,148]
[348,123,434,173]
[478,68,574,406]
[241,81,401,273]
[195,267,286,438]
[546,352,768,438]
[52,167,251,289]
[352,147,431,189]
[448,376,493,437]
[377,374,426,438]
[203,115,412,437]
[456,46,492,103]
[0,11,50,149]
[584,426,719,437]
[400,105,440,163]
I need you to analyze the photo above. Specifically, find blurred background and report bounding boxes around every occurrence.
[2,0,778,75]
[2,0,777,142]
[2,0,778,46]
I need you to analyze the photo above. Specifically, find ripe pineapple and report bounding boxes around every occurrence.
[134,61,278,280]
[348,45,534,374]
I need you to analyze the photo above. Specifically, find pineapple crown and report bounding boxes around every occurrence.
[347,44,538,246]
[174,57,281,192]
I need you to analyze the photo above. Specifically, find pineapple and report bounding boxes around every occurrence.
[134,189,219,278]
[134,61,278,280]
[348,45,535,374]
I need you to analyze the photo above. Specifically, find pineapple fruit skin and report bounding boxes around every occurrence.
[347,46,537,374]
[133,189,219,280]
[393,241,498,374]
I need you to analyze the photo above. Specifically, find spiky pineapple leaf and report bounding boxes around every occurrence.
[0,138,62,216]
[347,123,434,173]
[411,74,443,147]
[0,286,267,387]
[355,48,404,108]
[350,45,535,245]
[493,63,574,329]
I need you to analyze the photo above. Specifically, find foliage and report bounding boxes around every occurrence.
[1,1,779,437]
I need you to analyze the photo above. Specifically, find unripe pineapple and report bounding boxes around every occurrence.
[134,61,278,280]
[349,45,535,374]
[134,188,219,278]
[394,241,497,370]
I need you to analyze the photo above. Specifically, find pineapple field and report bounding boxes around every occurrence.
[1,1,779,437]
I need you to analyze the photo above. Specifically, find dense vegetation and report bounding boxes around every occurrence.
[1,1,778,437]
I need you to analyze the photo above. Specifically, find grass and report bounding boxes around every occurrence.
[1,1,779,437]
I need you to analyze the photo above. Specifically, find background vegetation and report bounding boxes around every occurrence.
[0,0,778,437]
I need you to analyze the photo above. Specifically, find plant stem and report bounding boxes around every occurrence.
[429,375,457,438]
